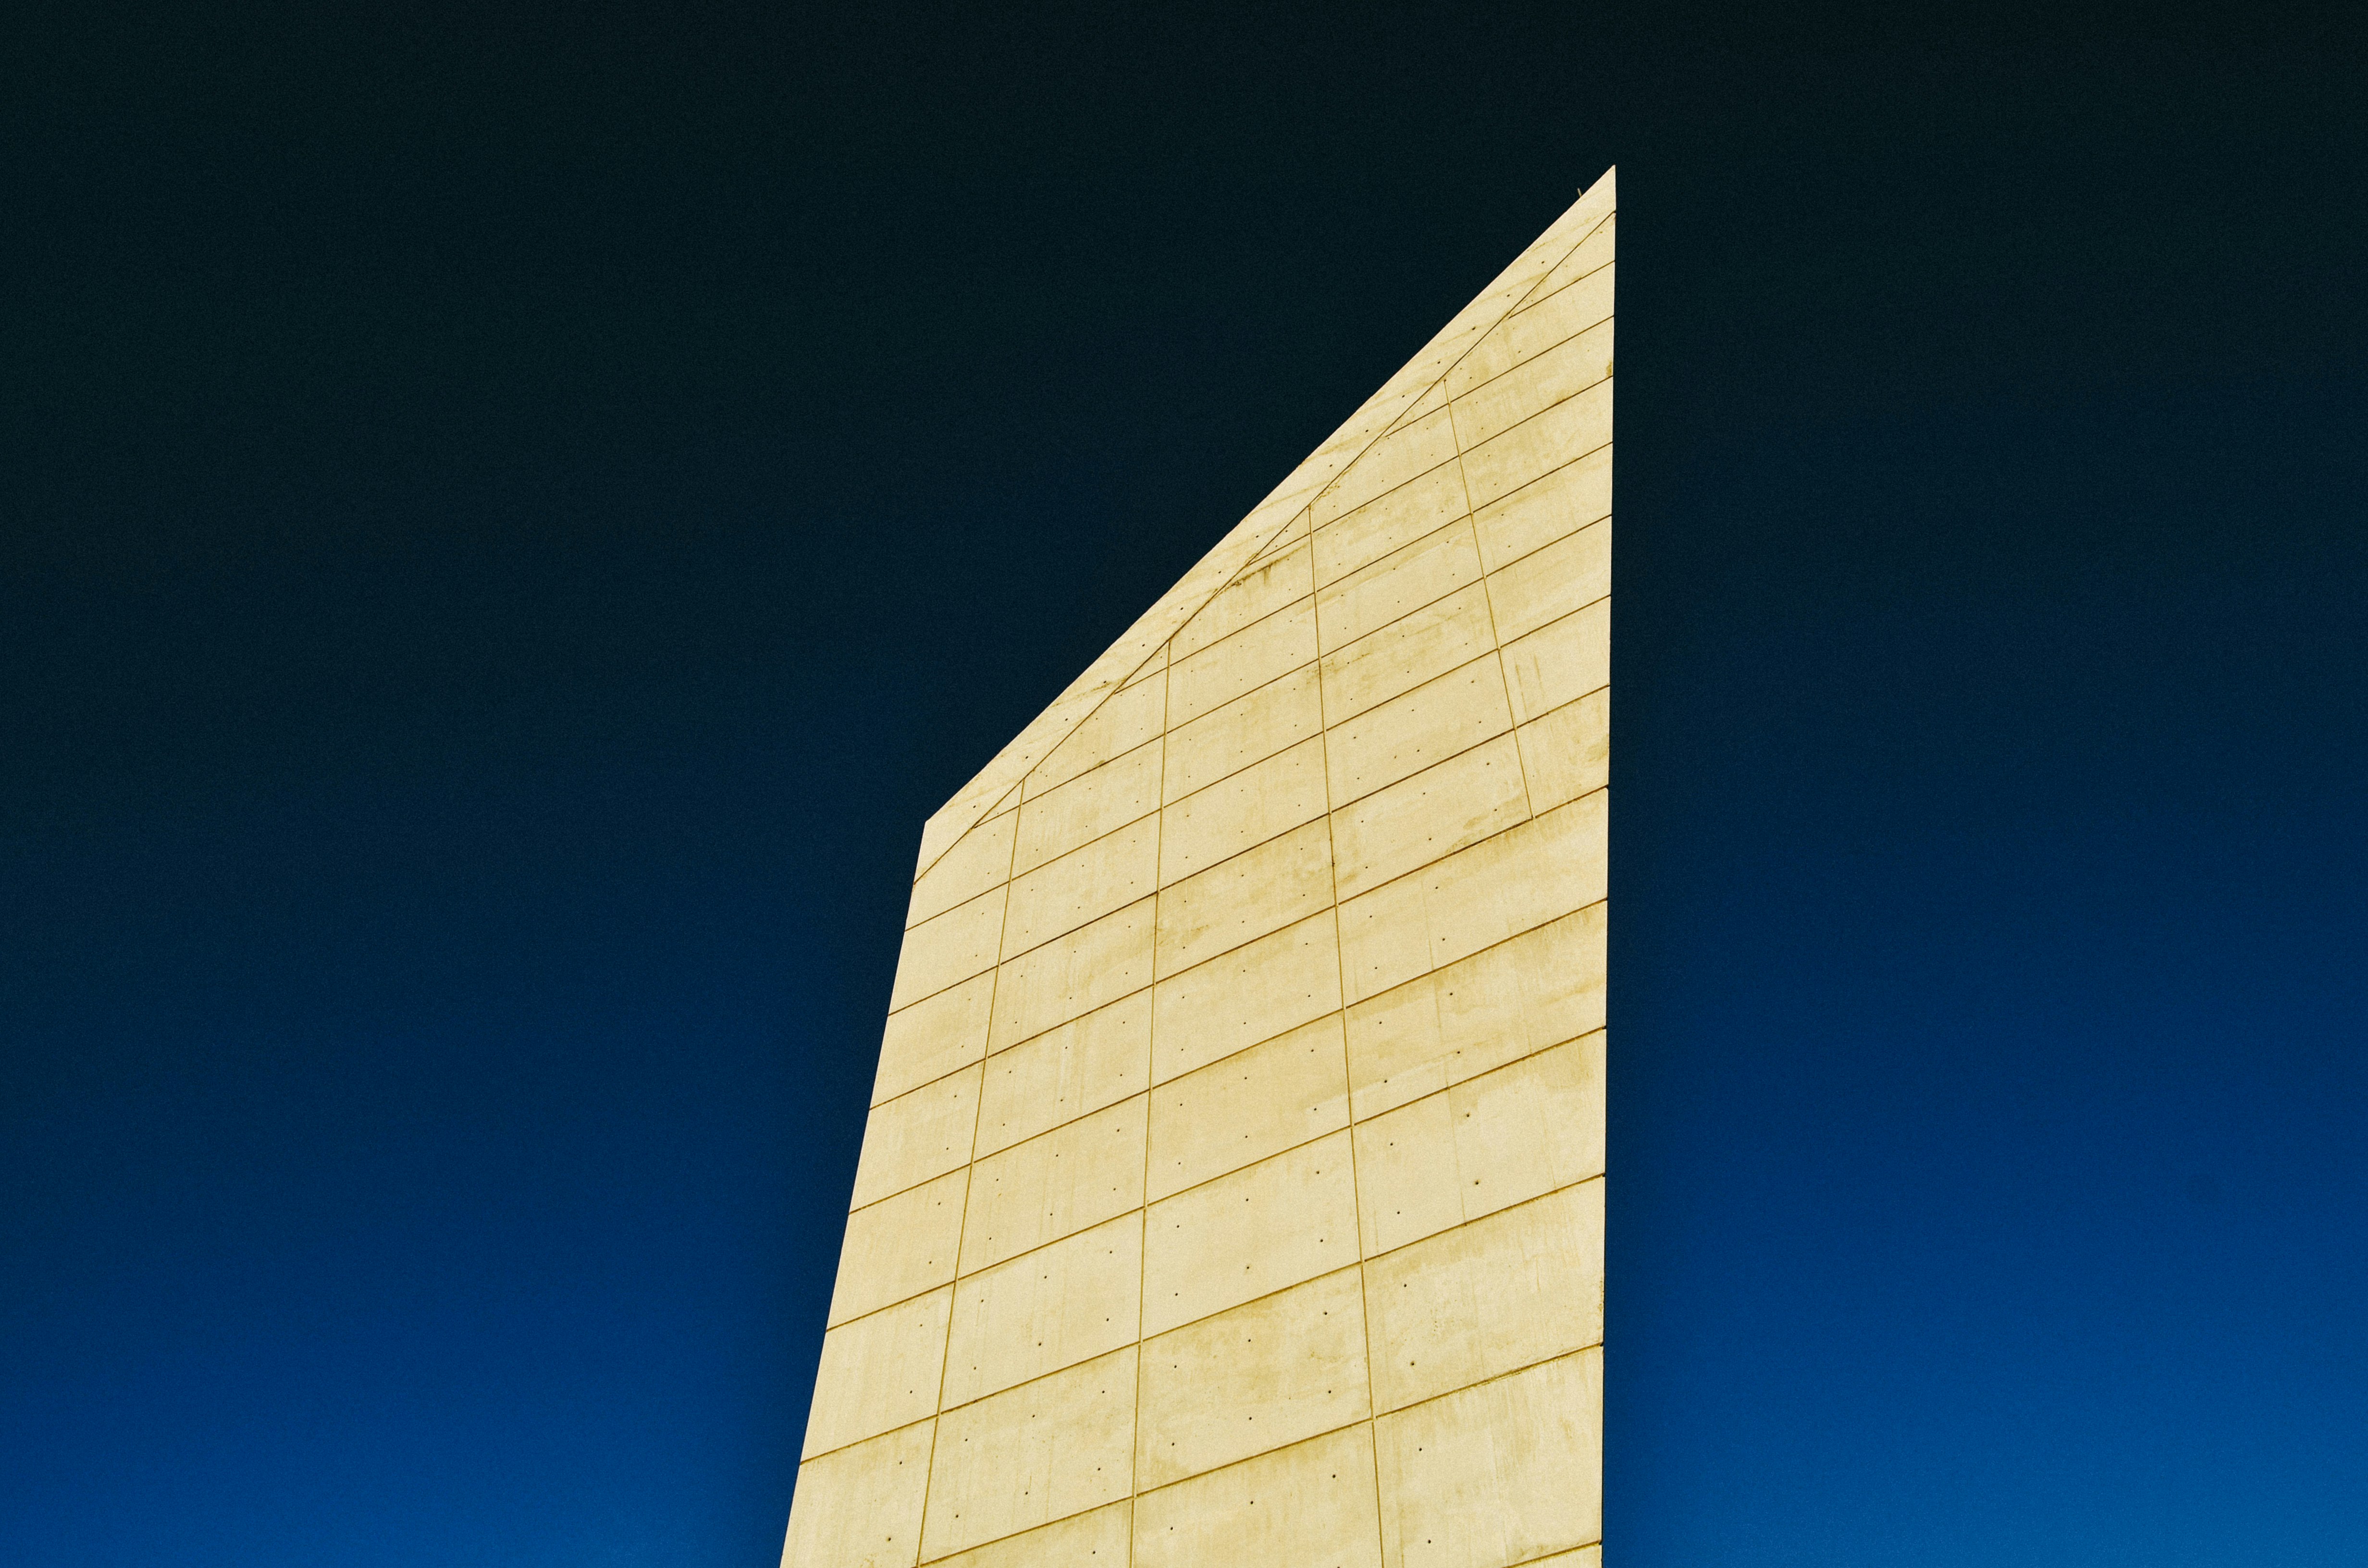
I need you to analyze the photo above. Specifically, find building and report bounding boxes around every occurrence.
[783,168,1614,1568]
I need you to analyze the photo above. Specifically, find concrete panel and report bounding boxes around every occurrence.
[1136,1265,1371,1487]
[1149,910,1341,1084]
[1147,1012,1350,1201]
[851,1061,981,1209]
[1132,1423,1381,1568]
[1013,737,1163,876]
[873,969,994,1106]
[1448,317,1614,451]
[1523,247,1616,343]
[988,895,1156,1051]
[943,1212,1141,1407]
[1373,1350,1602,1568]
[1320,580,1499,726]
[1352,1036,1605,1257]
[1002,813,1161,960]
[1176,539,1314,659]
[959,1094,1146,1273]
[1500,598,1610,725]
[908,808,1016,928]
[1336,792,1605,1003]
[1158,734,1328,886]
[1486,517,1609,643]
[1166,598,1317,729]
[1245,507,1311,566]
[1520,211,1614,310]
[1161,663,1323,805]
[1363,1181,1603,1414]
[1313,460,1470,588]
[921,1346,1138,1560]
[1472,445,1612,574]
[975,990,1149,1158]
[1517,691,1608,813]
[1154,817,1334,978]
[1450,264,1615,398]
[923,1501,1132,1568]
[829,1167,967,1327]
[1312,403,1461,526]
[1459,377,1612,511]
[1317,521,1484,653]
[1345,904,1605,1120]
[1143,1129,1358,1336]
[888,884,1006,1012]
[780,1418,933,1568]
[1325,655,1515,809]
[803,1287,952,1459]
[1385,378,1448,429]
[1120,641,1167,689]
[1331,733,1530,901]
[1025,675,1167,798]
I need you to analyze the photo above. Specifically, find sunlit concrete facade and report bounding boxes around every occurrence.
[784,169,1614,1568]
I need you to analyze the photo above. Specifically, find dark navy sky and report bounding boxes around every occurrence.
[4,4,2364,1564]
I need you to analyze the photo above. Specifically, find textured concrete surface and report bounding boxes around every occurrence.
[786,167,1614,1568]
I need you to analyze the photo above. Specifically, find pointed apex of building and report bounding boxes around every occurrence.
[912,176,1618,879]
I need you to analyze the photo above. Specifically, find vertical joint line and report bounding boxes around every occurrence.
[1303,530,1392,1566]
[910,785,1023,1560]
[1125,637,1173,1557]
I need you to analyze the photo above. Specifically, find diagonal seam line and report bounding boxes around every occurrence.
[907,504,1311,890]
[1302,203,1614,528]
[914,188,1614,876]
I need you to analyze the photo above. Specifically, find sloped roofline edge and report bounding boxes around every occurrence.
[910,166,1618,879]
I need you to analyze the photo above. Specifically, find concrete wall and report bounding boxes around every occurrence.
[785,171,1614,1568]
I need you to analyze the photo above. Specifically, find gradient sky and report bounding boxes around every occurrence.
[4,5,2364,1565]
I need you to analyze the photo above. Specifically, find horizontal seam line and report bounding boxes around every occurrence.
[1506,250,1614,325]
[1162,672,1322,801]
[1505,206,1615,308]
[1308,450,1469,569]
[817,1164,1609,1413]
[879,835,1608,1111]
[863,1003,1606,1222]
[1130,1407,1375,1502]
[912,1497,1134,1564]
[1450,353,1613,454]
[847,1091,1144,1222]
[1506,242,1614,318]
[1171,549,1316,662]
[1166,623,1318,730]
[1375,1342,1605,1423]
[797,1408,936,1469]
[1324,651,1522,811]
[1373,1329,1608,1421]
[999,826,1164,959]
[1361,1167,1606,1270]
[1019,694,1166,802]
[1007,734,1164,868]
[1479,502,1612,580]
[1491,583,1613,661]
[1315,520,1484,651]
[1158,744,1329,883]
[1445,301,1613,408]
[1458,376,1615,497]
[1336,786,1605,933]
[1146,897,1332,986]
[1470,432,1613,525]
